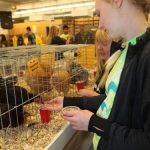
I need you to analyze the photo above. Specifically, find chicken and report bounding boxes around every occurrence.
[51,71,70,94]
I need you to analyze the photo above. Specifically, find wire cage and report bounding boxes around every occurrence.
[0,44,96,150]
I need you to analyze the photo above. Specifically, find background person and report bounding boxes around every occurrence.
[78,29,122,97]
[26,26,36,45]
[75,25,94,44]
[60,25,69,41]
[46,25,65,45]
[46,25,71,60]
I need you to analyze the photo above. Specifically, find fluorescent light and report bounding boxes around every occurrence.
[13,2,95,15]
[53,13,72,18]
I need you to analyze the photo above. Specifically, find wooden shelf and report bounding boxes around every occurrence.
[62,16,99,35]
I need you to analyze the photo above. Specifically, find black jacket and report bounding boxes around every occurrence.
[51,36,65,45]
[110,40,123,55]
[64,28,150,150]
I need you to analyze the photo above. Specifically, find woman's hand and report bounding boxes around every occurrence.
[66,35,74,44]
[77,89,99,97]
[62,110,94,131]
[43,96,64,111]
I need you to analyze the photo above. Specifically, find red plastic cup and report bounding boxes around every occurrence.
[75,81,84,91]
[94,71,96,78]
[35,98,41,104]
[40,107,51,124]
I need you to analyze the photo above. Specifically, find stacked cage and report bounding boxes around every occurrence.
[0,44,96,150]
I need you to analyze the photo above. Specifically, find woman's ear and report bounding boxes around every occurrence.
[112,0,123,8]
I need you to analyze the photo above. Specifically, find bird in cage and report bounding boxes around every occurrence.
[69,62,89,84]
[40,55,54,73]
[26,56,53,94]
[0,61,36,129]
[0,85,35,129]
[51,71,70,94]
[26,68,53,94]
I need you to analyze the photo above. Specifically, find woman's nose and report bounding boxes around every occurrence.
[97,45,100,51]
[97,44,102,50]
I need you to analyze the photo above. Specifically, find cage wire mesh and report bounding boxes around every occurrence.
[0,44,96,150]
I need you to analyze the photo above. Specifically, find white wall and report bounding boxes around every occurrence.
[0,1,12,11]
[0,26,8,35]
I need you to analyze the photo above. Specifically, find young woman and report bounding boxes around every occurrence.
[45,0,150,150]
[46,25,71,45]
[46,25,73,59]
[46,25,65,45]
[46,26,65,59]
[78,29,122,97]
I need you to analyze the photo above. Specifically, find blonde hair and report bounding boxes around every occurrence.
[46,26,59,44]
[129,0,150,6]
[129,0,150,18]
[95,30,122,89]
[98,50,122,88]
[105,0,150,11]
[95,29,112,80]
[105,0,150,18]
